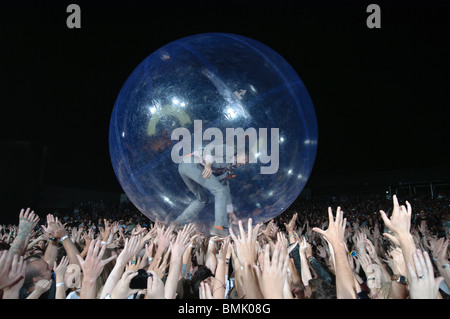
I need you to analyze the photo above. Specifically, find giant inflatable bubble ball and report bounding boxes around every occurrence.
[109,33,318,234]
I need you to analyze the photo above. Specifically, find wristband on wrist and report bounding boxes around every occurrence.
[56,282,65,287]
[59,235,69,244]
[391,274,408,285]
[442,262,450,269]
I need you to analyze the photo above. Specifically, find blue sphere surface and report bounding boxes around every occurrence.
[109,33,318,233]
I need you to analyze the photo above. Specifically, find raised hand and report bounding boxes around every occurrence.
[76,239,117,298]
[379,195,417,276]
[407,249,443,299]
[99,234,141,299]
[299,236,313,286]
[110,270,140,299]
[1,253,26,299]
[261,220,275,241]
[299,236,312,256]
[54,256,70,299]
[157,225,174,251]
[117,235,142,266]
[312,207,359,299]
[213,236,231,299]
[389,246,407,276]
[0,251,25,290]
[364,238,378,260]
[312,207,347,246]
[126,256,142,272]
[27,279,52,299]
[54,256,70,282]
[18,208,40,233]
[9,208,40,256]
[171,224,191,258]
[284,213,298,234]
[229,219,260,266]
[358,253,382,297]
[154,255,169,279]
[199,281,214,299]
[253,242,289,299]
[431,237,448,265]
[146,270,165,299]
[380,195,412,240]
[165,224,192,299]
[47,215,67,240]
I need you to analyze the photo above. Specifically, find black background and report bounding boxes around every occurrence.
[1,0,449,222]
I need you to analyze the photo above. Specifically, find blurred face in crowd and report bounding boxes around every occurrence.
[291,284,305,299]
[30,259,53,282]
[303,284,313,299]
[236,153,249,167]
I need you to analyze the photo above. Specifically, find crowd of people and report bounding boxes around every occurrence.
[0,192,449,300]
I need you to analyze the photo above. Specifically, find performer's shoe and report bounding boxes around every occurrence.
[210,226,228,238]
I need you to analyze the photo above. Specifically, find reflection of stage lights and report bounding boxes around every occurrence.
[224,106,238,119]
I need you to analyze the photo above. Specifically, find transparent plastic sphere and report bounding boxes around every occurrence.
[109,33,317,233]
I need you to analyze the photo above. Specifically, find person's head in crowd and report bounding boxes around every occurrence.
[291,282,305,299]
[180,265,213,299]
[304,278,336,299]
[21,257,53,298]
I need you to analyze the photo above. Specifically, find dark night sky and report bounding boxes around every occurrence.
[1,0,449,196]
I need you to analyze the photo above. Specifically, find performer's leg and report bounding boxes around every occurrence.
[175,163,209,225]
[178,163,228,228]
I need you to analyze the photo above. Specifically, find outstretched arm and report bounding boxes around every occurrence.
[386,246,408,299]
[164,224,192,299]
[42,214,58,267]
[253,242,289,299]
[313,207,359,299]
[1,253,26,299]
[407,249,443,299]
[380,195,417,279]
[9,208,39,256]
[212,237,230,299]
[76,239,116,299]
[26,279,52,299]
[230,219,263,299]
[149,225,173,271]
[47,215,81,267]
[100,235,141,299]
[299,237,313,286]
[430,238,450,290]
[54,256,70,299]
[205,236,220,275]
